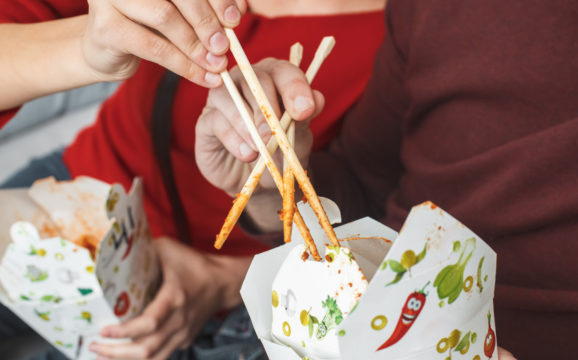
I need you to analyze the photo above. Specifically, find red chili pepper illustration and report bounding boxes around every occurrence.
[114,291,131,317]
[484,311,496,358]
[376,282,429,351]
[121,234,134,261]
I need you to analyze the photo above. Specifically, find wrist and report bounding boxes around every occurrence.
[208,253,252,310]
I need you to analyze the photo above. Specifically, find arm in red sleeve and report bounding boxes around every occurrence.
[0,1,88,128]
[310,7,408,223]
[0,0,88,23]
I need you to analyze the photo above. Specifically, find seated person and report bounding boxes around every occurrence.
[0,0,386,358]
[195,1,578,359]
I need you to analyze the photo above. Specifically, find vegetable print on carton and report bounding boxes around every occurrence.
[241,198,498,360]
[0,177,160,360]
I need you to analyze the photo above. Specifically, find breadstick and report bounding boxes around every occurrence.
[282,42,303,243]
[215,37,335,249]
[219,70,321,260]
[225,28,339,246]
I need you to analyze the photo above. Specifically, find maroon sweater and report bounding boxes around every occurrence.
[311,1,578,358]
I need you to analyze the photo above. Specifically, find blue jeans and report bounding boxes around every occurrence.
[0,150,266,360]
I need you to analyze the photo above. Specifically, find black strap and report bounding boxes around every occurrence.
[151,71,192,243]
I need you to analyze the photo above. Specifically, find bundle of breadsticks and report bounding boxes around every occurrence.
[215,30,339,261]
[213,32,499,360]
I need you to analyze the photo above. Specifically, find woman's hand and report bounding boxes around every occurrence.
[83,0,247,86]
[89,237,251,360]
[195,57,324,195]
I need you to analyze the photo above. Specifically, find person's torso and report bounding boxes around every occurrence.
[381,1,578,357]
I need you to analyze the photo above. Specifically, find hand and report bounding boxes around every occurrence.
[82,0,247,86]
[498,347,517,360]
[195,57,325,196]
[89,237,252,360]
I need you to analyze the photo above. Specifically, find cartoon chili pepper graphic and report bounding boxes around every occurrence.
[484,311,496,358]
[376,282,429,351]
[114,291,131,317]
[121,234,134,260]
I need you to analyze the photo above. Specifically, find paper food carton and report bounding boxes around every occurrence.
[241,198,498,360]
[0,177,160,359]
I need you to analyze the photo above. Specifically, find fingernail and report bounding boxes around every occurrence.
[206,52,226,68]
[239,142,252,158]
[204,72,221,86]
[293,96,314,114]
[258,122,270,138]
[209,32,228,53]
[224,5,241,24]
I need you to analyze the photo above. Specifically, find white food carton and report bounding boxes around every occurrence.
[0,177,160,359]
[241,198,498,360]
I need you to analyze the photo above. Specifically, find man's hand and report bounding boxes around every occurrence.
[195,57,324,196]
[89,237,251,360]
[498,347,517,360]
[83,0,247,86]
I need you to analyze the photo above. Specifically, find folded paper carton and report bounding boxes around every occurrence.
[0,177,160,359]
[241,198,498,360]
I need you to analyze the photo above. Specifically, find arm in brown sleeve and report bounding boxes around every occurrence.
[310,7,408,223]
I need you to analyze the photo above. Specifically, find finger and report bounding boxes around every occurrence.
[91,309,183,359]
[209,74,263,151]
[259,58,317,121]
[90,329,180,360]
[207,0,243,27]
[111,0,227,73]
[305,90,326,123]
[91,339,155,359]
[234,0,248,15]
[100,284,174,339]
[116,16,222,87]
[238,69,282,144]
[150,327,190,360]
[206,107,259,162]
[172,0,229,55]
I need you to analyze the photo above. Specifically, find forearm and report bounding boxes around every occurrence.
[208,252,253,310]
[0,16,103,110]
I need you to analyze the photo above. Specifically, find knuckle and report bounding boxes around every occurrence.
[151,1,175,27]
[257,57,275,67]
[149,38,170,59]
[195,13,218,30]
[285,77,306,90]
[139,344,154,359]
[145,316,160,332]
[175,330,188,345]
[184,61,203,82]
[172,290,186,307]
[231,112,244,127]
[262,57,289,71]
[271,60,295,77]
[184,37,203,58]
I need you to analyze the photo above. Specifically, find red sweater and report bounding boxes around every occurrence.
[0,1,385,256]
[311,1,578,358]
